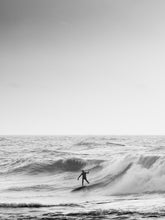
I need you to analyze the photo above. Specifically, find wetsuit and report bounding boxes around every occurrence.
[78,171,89,186]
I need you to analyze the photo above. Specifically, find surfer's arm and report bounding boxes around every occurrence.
[77,173,82,180]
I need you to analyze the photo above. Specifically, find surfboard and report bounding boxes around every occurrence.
[71,186,87,192]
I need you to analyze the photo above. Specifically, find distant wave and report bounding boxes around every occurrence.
[0,203,82,208]
[0,203,54,208]
[106,142,125,146]
[75,140,125,147]
[7,184,56,192]
[75,141,100,147]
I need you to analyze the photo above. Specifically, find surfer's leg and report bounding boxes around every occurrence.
[82,178,84,186]
[85,178,89,184]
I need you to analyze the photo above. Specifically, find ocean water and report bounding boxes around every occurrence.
[1,135,165,219]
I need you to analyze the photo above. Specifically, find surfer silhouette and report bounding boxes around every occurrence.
[77,170,90,186]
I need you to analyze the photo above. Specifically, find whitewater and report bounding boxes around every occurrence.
[1,136,165,219]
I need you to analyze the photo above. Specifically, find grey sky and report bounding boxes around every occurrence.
[1,0,165,135]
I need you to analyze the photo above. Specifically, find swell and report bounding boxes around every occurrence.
[75,140,125,147]
[0,203,82,208]
[75,141,100,147]
[106,142,125,146]
[6,184,56,192]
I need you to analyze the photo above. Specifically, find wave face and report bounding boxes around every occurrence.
[2,152,165,195]
[10,158,86,174]
[1,136,165,219]
[7,158,103,175]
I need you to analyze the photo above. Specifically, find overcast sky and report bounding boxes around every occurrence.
[1,0,165,135]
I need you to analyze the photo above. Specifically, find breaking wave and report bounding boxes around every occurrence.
[106,155,165,195]
[69,155,165,196]
[3,153,165,196]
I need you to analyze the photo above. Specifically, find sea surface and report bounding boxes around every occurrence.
[1,135,165,219]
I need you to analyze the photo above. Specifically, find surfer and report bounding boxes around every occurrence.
[77,170,90,186]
